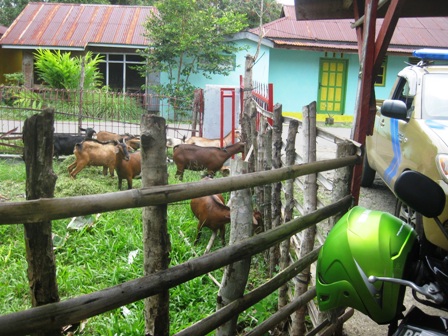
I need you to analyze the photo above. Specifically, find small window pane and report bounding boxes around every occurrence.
[109,54,123,61]
[375,56,387,87]
[126,55,144,63]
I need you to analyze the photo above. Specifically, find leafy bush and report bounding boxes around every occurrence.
[3,72,25,86]
[34,49,103,90]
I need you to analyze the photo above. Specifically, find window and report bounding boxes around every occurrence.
[375,57,387,87]
[96,53,145,93]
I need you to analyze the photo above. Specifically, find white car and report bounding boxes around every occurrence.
[362,48,448,252]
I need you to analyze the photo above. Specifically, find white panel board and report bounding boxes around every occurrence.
[203,85,241,139]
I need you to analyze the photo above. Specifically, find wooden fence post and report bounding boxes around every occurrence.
[141,114,170,336]
[22,108,60,336]
[263,126,273,266]
[325,140,355,234]
[241,54,254,159]
[270,103,283,276]
[278,119,299,313]
[292,101,318,335]
[255,122,265,221]
[217,158,253,335]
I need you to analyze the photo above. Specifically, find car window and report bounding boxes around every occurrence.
[392,77,414,116]
[422,74,448,120]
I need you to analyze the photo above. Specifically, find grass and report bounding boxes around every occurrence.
[0,155,276,335]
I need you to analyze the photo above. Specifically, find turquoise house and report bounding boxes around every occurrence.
[191,6,448,122]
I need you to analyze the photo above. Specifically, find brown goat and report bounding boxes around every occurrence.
[114,141,142,190]
[96,131,140,150]
[185,129,241,148]
[173,142,245,180]
[191,193,229,253]
[190,188,263,253]
[67,140,117,178]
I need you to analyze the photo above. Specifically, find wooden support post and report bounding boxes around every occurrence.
[217,158,252,336]
[270,103,283,276]
[278,119,299,312]
[22,108,60,336]
[141,114,170,336]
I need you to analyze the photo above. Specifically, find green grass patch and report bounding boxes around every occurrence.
[0,157,273,334]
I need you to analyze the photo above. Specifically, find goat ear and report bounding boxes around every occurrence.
[115,147,119,154]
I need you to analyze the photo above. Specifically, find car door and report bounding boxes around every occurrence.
[372,77,415,186]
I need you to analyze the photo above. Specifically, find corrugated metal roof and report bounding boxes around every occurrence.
[253,6,448,53]
[0,2,155,49]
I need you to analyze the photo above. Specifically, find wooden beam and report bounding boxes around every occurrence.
[374,0,406,75]
[351,0,378,204]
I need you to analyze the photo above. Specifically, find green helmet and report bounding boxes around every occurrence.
[316,206,418,324]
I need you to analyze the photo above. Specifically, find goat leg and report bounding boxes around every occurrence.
[194,224,203,245]
[205,232,217,254]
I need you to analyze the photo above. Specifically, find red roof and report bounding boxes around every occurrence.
[0,2,156,49]
[253,5,448,54]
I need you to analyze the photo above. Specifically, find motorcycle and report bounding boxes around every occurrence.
[316,170,448,335]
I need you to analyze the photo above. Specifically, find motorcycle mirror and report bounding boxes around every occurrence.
[394,170,446,218]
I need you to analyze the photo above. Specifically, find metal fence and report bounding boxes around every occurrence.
[0,86,196,145]
[0,86,200,155]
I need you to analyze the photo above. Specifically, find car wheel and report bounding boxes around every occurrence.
[360,153,375,187]
[394,198,424,238]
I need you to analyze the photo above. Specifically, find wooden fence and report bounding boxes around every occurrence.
[0,100,360,335]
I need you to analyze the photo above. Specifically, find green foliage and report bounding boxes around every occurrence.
[3,72,25,86]
[12,89,43,109]
[140,0,248,112]
[217,0,282,28]
[34,49,103,90]
[0,0,29,26]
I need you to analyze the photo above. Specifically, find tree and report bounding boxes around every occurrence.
[0,0,29,27]
[34,49,103,90]
[217,0,282,28]
[140,0,248,114]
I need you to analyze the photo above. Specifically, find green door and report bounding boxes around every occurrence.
[317,58,347,115]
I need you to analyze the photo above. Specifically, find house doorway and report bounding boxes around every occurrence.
[317,58,348,115]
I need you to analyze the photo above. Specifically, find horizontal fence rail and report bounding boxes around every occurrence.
[0,156,358,225]
[0,195,352,335]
